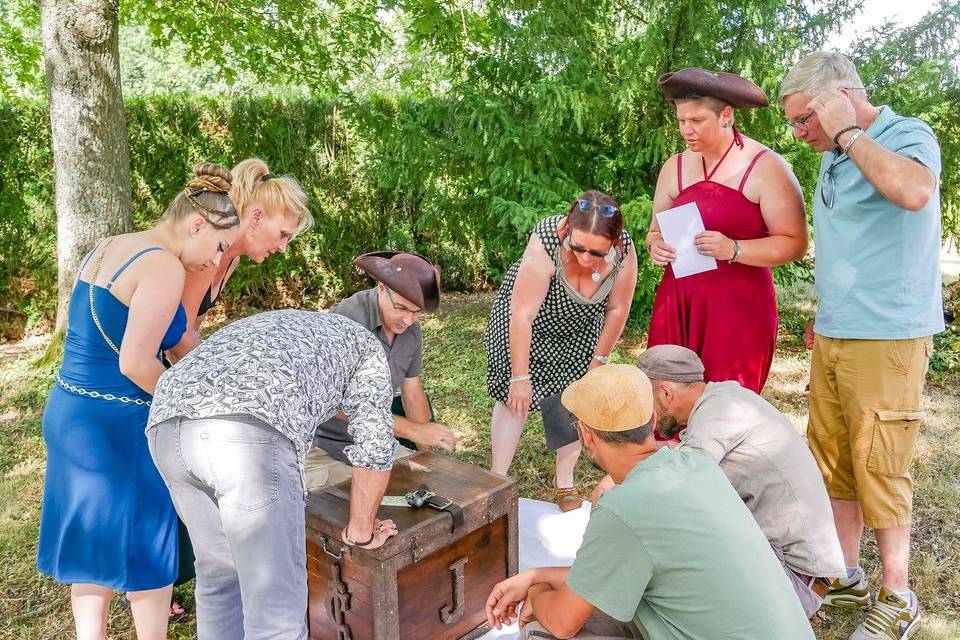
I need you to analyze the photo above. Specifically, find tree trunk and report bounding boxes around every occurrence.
[39,0,131,333]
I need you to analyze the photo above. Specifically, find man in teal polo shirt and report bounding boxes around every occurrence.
[484,365,814,640]
[781,51,943,640]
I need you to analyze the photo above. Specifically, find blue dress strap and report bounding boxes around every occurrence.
[106,247,166,290]
[78,239,106,276]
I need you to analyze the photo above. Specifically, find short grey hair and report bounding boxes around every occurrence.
[778,51,865,103]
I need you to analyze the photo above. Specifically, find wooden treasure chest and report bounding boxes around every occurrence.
[305,451,519,640]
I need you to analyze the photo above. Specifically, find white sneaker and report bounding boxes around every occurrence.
[823,566,873,610]
[849,587,921,640]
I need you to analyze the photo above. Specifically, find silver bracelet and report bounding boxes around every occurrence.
[728,240,742,264]
[509,374,531,383]
[593,354,609,364]
[843,129,866,155]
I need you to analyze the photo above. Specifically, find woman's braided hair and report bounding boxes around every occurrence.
[163,163,240,230]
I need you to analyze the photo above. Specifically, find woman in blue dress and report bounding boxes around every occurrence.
[37,163,240,639]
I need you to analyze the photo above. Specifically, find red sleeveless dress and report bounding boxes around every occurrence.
[647,147,777,394]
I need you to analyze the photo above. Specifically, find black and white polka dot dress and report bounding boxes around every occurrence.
[484,215,633,411]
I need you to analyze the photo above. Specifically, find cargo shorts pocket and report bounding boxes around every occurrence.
[866,410,924,476]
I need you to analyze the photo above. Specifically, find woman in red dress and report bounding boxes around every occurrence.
[646,69,807,396]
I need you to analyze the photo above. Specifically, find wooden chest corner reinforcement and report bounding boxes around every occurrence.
[305,452,519,640]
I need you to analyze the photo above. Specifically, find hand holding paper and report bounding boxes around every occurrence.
[654,202,718,278]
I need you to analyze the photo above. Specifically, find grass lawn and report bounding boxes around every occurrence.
[1,286,958,639]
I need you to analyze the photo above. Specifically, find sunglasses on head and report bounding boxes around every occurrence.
[577,198,618,217]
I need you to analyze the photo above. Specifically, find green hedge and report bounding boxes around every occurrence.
[0,101,55,333]
[0,96,798,330]
[0,94,954,339]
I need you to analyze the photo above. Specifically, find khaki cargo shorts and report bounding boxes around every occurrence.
[304,444,417,494]
[807,335,932,529]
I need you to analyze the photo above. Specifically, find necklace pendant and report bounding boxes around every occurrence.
[591,271,600,283]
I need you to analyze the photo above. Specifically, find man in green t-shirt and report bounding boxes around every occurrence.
[485,364,814,639]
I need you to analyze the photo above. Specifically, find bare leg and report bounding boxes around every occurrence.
[875,526,911,592]
[831,498,864,568]
[128,585,173,640]
[71,583,110,640]
[554,440,582,489]
[491,401,526,476]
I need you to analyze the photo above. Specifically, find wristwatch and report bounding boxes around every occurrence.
[729,240,742,264]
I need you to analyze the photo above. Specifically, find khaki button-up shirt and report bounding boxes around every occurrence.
[680,381,845,578]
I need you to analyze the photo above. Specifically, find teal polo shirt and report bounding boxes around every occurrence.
[813,106,944,340]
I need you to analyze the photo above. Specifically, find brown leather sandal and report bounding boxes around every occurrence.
[553,473,582,512]
[555,486,582,512]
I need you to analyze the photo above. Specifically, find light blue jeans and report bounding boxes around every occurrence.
[148,415,308,640]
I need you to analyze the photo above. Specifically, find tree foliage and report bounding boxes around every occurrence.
[0,0,41,99]
[0,0,958,334]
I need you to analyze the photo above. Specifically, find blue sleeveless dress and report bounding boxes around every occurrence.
[37,247,187,591]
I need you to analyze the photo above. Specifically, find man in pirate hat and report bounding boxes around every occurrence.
[306,252,458,490]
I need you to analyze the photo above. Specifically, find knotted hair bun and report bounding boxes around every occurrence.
[161,162,240,230]
[187,163,233,194]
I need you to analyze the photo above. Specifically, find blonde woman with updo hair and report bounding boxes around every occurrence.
[36,164,240,639]
[167,157,313,359]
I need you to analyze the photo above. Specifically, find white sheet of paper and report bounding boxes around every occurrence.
[478,498,591,640]
[655,202,718,278]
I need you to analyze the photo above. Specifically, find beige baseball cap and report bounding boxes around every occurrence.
[560,364,654,432]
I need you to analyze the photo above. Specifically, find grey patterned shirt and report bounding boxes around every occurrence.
[147,310,397,476]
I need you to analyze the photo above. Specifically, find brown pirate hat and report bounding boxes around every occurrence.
[658,68,769,109]
[353,251,441,312]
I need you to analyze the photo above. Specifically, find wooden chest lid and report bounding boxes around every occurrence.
[305,452,517,562]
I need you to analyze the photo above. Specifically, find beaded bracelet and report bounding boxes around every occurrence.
[509,374,532,383]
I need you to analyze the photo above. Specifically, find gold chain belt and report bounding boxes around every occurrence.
[56,376,151,406]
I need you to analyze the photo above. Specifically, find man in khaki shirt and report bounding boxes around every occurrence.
[636,345,845,618]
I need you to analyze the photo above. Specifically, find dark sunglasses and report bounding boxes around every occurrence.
[577,198,618,217]
[568,242,609,258]
[820,161,838,209]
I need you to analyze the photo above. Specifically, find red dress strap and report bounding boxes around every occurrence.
[738,149,769,193]
[676,153,684,192]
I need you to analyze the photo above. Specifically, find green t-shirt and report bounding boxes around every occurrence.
[566,448,814,640]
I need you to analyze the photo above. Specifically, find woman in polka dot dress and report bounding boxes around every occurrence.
[484,190,638,510]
